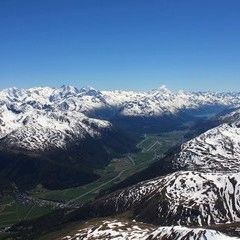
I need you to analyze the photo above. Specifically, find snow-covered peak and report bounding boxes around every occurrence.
[79,86,99,94]
[49,85,79,102]
[0,85,240,151]
[0,87,26,102]
[151,85,173,96]
[0,86,112,151]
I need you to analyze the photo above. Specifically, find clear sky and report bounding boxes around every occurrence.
[0,0,240,91]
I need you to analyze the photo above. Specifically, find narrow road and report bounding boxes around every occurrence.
[144,140,161,152]
[136,134,147,148]
[22,205,34,221]
[67,170,126,205]
[127,155,135,166]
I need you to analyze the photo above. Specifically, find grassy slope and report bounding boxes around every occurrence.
[0,196,53,229]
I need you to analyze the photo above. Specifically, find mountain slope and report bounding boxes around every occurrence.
[0,123,135,190]
[175,122,240,172]
[1,85,239,147]
[172,108,240,172]
[0,108,111,151]
[110,110,239,228]
[85,171,240,227]
[103,86,240,116]
[148,226,240,240]
[0,86,140,190]
[4,100,240,238]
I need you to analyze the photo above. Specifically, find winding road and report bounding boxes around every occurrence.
[66,170,126,205]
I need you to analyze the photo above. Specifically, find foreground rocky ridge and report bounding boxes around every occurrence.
[60,219,240,240]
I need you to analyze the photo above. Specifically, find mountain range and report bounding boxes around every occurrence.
[1,85,240,151]
[0,85,239,190]
[2,85,240,239]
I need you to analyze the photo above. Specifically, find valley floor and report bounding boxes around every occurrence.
[30,130,186,205]
[0,130,187,234]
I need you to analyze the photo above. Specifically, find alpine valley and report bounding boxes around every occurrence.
[1,85,240,240]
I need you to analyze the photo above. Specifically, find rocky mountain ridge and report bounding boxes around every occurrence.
[61,220,240,240]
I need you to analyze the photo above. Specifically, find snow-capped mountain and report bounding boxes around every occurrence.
[1,85,240,117]
[102,86,240,116]
[0,101,134,189]
[0,87,111,151]
[61,220,154,240]
[0,86,107,114]
[61,220,239,240]
[0,106,111,151]
[101,108,240,194]
[0,85,239,151]
[89,171,240,227]
[174,109,240,172]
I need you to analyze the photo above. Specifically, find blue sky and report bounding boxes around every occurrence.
[0,0,240,91]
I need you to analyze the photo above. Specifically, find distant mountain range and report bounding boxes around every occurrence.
[0,85,240,191]
[1,85,240,150]
[1,85,240,118]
